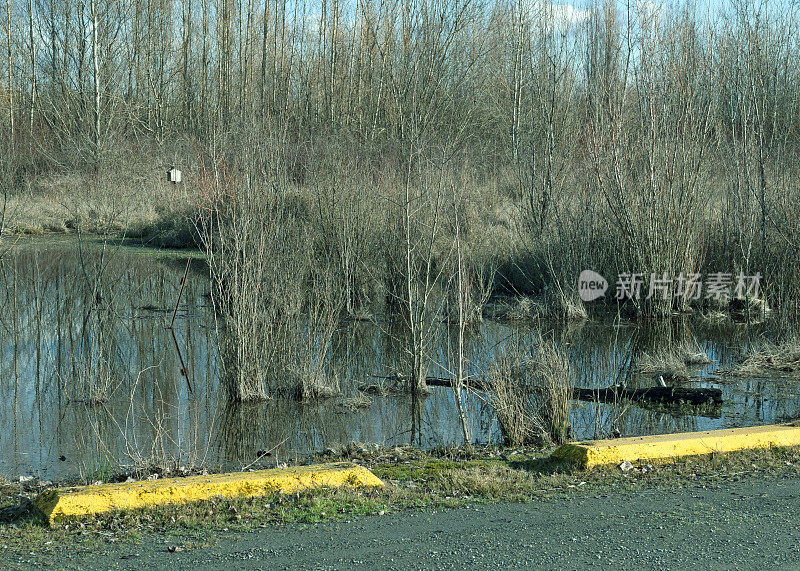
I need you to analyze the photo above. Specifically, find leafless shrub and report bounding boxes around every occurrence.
[586,5,714,318]
[195,146,341,402]
[487,373,535,447]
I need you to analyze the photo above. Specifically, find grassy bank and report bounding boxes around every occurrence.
[2,444,800,566]
[0,174,199,250]
[4,165,794,319]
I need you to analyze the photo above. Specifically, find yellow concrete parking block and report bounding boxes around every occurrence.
[35,462,383,525]
[551,423,800,468]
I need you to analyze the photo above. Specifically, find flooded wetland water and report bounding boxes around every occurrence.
[1,238,798,482]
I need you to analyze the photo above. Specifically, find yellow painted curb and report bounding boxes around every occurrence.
[551,423,800,468]
[35,462,383,525]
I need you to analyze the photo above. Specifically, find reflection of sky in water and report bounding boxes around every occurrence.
[1,243,799,480]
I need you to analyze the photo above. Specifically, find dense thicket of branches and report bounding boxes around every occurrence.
[0,0,793,167]
[1,0,798,323]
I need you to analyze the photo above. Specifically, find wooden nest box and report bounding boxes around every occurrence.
[167,167,182,184]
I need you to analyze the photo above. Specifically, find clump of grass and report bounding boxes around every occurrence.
[358,382,392,396]
[337,393,373,412]
[636,350,690,383]
[531,342,575,444]
[559,297,589,321]
[426,461,542,500]
[683,349,712,366]
[699,308,730,323]
[544,288,589,321]
[486,339,574,446]
[732,338,800,376]
[293,370,341,400]
[495,296,542,320]
[496,291,587,322]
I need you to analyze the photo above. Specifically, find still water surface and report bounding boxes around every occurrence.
[1,238,797,480]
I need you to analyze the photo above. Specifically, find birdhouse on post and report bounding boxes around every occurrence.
[167,167,182,184]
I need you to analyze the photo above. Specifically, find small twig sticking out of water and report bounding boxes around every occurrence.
[170,328,193,395]
[166,258,193,395]
[239,437,289,471]
[169,258,191,329]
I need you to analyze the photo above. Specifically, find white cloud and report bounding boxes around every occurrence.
[304,13,322,36]
[549,4,592,28]
[518,1,592,31]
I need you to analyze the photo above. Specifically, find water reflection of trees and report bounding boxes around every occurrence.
[0,245,799,479]
[0,246,214,478]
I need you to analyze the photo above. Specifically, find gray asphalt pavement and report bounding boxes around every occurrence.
[36,476,800,569]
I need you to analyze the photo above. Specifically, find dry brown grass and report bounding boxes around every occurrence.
[494,291,587,322]
[635,350,691,383]
[1,171,198,246]
[486,339,574,446]
[683,350,712,366]
[733,338,800,376]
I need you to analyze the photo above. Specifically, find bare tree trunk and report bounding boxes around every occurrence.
[403,154,426,394]
[511,0,523,167]
[5,0,14,152]
[452,180,470,444]
[201,0,209,132]
[219,0,231,125]
[90,0,101,168]
[27,0,35,154]
[181,0,192,131]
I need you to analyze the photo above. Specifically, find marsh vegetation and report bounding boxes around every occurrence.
[0,242,795,484]
[0,0,799,480]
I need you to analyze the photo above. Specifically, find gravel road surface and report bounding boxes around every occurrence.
[31,476,800,569]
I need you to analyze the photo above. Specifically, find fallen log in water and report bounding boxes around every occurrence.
[365,376,722,407]
[427,379,721,406]
[423,377,489,391]
[572,386,722,407]
[360,376,489,394]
